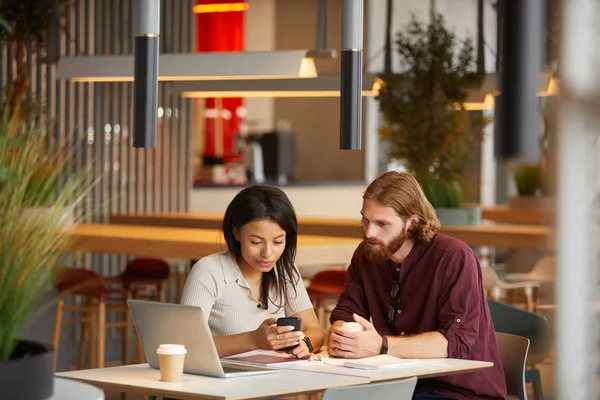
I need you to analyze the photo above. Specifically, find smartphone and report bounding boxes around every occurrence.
[276,317,302,351]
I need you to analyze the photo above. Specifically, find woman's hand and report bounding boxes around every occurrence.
[288,339,311,359]
[253,318,305,351]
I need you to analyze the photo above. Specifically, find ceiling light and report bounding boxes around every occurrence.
[56,50,317,82]
[192,3,249,13]
[176,73,380,98]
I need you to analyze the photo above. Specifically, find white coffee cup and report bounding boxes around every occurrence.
[156,344,187,382]
[342,322,365,332]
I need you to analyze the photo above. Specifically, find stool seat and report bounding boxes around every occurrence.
[54,268,130,299]
[103,258,170,302]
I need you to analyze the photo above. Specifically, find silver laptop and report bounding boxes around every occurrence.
[127,299,278,378]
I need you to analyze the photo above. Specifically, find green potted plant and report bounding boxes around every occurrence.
[377,13,488,226]
[0,105,94,399]
[508,161,555,211]
[512,162,541,197]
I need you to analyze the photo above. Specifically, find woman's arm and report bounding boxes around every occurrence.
[287,308,324,358]
[213,332,258,358]
[214,317,306,358]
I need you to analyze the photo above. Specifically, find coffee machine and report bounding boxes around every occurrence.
[238,129,297,185]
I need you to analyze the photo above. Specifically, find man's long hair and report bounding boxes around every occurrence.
[363,172,440,247]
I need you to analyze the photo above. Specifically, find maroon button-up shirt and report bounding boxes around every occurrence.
[330,233,506,400]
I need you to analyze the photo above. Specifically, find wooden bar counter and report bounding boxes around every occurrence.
[65,224,360,267]
[110,212,553,250]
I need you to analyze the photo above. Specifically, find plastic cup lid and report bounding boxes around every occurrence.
[156,344,187,355]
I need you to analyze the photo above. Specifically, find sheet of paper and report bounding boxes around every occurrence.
[318,354,445,370]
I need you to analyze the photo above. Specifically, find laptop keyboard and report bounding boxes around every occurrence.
[223,365,252,374]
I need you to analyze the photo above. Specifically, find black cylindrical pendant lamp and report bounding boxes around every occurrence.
[340,0,363,150]
[495,0,544,161]
[133,0,160,148]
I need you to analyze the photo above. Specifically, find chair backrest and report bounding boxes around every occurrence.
[496,332,530,400]
[321,377,417,400]
[529,256,555,283]
[487,299,552,366]
[307,269,347,294]
[481,266,503,289]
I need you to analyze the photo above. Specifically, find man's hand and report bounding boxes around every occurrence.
[328,314,382,359]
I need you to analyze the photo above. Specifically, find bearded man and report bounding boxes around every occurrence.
[328,172,507,400]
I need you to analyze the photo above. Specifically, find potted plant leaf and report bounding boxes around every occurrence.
[377,12,488,225]
[0,105,95,399]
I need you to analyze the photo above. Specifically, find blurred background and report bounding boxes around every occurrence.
[1,0,598,399]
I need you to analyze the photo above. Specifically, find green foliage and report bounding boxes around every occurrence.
[0,106,96,361]
[512,162,541,197]
[420,178,464,208]
[0,0,59,42]
[377,13,487,208]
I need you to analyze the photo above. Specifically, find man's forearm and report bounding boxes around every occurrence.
[387,331,448,359]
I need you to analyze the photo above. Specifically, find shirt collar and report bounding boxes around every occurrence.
[220,252,243,284]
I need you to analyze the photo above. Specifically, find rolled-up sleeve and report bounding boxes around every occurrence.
[436,247,482,359]
[329,248,370,323]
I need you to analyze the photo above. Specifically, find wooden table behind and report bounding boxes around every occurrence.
[109,212,554,250]
[111,212,364,238]
[65,224,360,267]
[480,206,553,225]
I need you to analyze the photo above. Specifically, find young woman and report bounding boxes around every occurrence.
[181,185,323,358]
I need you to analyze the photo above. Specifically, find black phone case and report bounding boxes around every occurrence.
[277,318,301,351]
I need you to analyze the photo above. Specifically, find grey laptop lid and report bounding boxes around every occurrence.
[127,299,277,378]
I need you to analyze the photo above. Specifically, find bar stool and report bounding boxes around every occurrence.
[306,269,347,328]
[52,268,132,370]
[104,258,171,302]
[103,258,171,363]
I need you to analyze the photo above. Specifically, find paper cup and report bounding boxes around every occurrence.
[342,322,365,332]
[156,344,187,382]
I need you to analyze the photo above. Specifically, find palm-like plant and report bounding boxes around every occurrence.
[377,13,487,208]
[0,106,95,361]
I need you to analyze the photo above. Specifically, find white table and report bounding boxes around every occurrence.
[50,377,104,399]
[274,356,495,382]
[55,364,370,400]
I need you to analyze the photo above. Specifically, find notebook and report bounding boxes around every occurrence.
[225,350,310,367]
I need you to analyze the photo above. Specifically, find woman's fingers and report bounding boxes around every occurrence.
[268,331,304,349]
[270,331,304,342]
[291,341,309,358]
[275,325,297,334]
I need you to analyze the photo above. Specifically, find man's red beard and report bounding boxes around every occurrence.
[362,231,407,264]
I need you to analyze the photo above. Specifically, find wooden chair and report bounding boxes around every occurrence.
[505,256,556,309]
[52,268,132,370]
[482,266,540,311]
